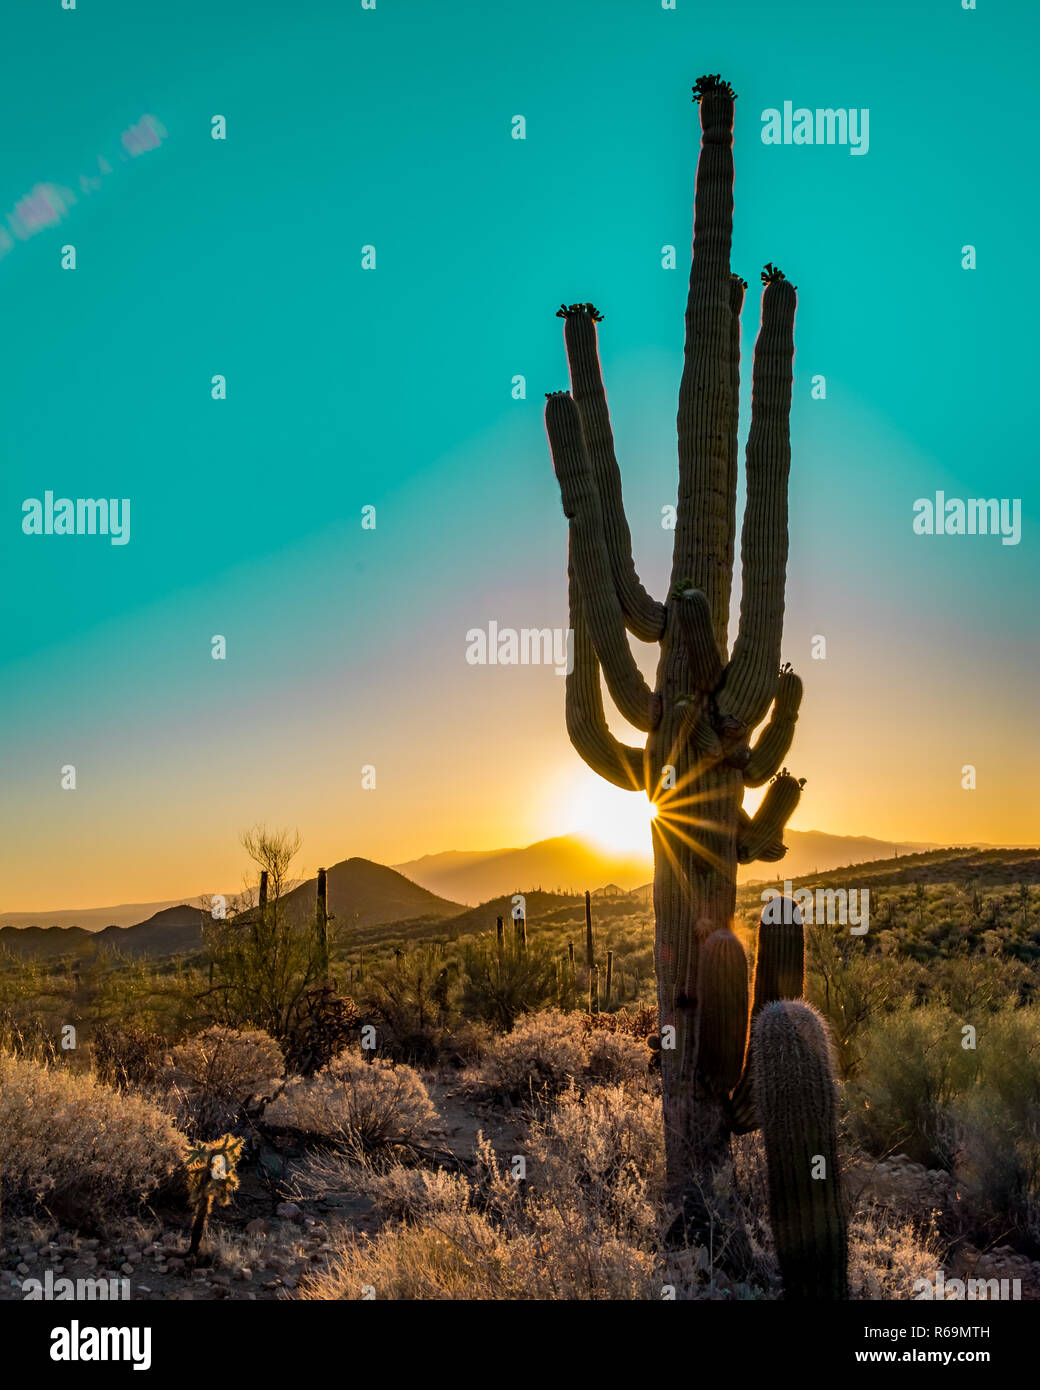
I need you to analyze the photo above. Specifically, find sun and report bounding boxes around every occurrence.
[553,772,658,855]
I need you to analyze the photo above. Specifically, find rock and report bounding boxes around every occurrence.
[121,1263,135,1276]
[234,1268,252,1281]
[16,1264,29,1276]
[275,1202,302,1220]
[245,1219,268,1237]
[166,1257,184,1271]
[210,1273,231,1287]
[137,1286,152,1295]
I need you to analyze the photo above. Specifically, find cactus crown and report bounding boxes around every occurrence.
[556,301,603,322]
[692,74,737,102]
[731,273,749,290]
[761,263,787,285]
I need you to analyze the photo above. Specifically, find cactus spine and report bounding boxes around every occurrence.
[544,73,847,1297]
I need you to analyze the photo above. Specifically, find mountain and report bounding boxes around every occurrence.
[736,830,944,884]
[394,837,654,906]
[393,831,947,905]
[0,904,207,961]
[276,857,464,930]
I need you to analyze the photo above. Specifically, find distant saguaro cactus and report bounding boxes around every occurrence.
[544,74,846,1296]
[316,867,330,982]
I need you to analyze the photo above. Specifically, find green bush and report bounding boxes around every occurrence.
[846,1005,978,1169]
[458,934,576,1030]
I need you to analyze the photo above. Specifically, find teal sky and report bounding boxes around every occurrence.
[1,0,1037,908]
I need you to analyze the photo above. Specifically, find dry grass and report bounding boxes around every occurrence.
[297,1079,762,1301]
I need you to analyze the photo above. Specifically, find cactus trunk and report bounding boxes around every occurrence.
[316,866,329,983]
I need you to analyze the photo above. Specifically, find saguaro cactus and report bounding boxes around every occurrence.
[544,74,845,1296]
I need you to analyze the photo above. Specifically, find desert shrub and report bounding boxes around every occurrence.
[282,986,363,1077]
[299,1177,661,1300]
[167,1026,284,1137]
[297,1125,776,1301]
[0,1009,64,1066]
[846,1005,978,1169]
[458,935,576,1031]
[585,1005,658,1040]
[357,946,459,1064]
[949,1007,1040,1250]
[804,926,896,1078]
[526,1084,663,1237]
[91,1023,168,1090]
[362,1167,474,1223]
[265,1049,436,1150]
[300,1209,535,1300]
[585,1028,651,1084]
[478,1009,586,1101]
[848,1204,946,1300]
[0,1051,187,1222]
[443,1017,494,1064]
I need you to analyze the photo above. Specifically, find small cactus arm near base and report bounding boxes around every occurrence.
[752,1001,849,1301]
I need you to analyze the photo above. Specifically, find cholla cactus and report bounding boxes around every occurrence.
[185,1132,243,1258]
[544,74,846,1296]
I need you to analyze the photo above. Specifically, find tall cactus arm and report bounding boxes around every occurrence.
[719,268,797,731]
[737,768,803,862]
[671,582,724,692]
[720,273,746,656]
[743,668,803,787]
[546,391,661,732]
[565,551,648,792]
[559,304,667,643]
[672,76,738,648]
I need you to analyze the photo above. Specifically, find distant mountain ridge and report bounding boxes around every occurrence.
[3,844,1036,963]
[7,832,1025,936]
[393,831,951,905]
